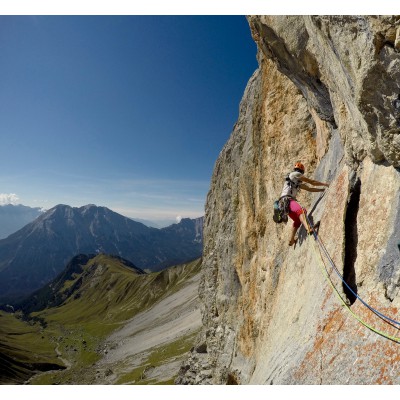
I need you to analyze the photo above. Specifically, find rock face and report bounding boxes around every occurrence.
[177,16,400,385]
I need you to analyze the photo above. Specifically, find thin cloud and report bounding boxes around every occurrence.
[0,193,20,205]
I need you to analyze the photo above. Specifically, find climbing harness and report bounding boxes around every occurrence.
[300,203,400,342]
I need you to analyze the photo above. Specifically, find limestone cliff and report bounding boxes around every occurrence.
[177,16,400,385]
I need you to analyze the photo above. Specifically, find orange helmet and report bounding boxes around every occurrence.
[294,162,305,172]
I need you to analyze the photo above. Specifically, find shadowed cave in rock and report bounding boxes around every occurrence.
[343,177,361,305]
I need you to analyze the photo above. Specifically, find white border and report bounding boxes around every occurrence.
[2,384,398,399]
[1,0,399,15]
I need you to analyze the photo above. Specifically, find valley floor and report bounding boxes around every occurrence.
[26,261,202,385]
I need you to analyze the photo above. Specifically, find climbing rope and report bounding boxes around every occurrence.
[309,229,400,343]
[299,203,400,342]
[314,232,400,328]
[305,210,400,327]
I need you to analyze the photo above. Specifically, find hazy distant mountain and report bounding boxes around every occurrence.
[0,204,44,239]
[131,218,176,228]
[131,218,163,228]
[162,216,203,245]
[0,204,203,303]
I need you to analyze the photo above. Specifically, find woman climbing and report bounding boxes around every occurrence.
[280,162,329,246]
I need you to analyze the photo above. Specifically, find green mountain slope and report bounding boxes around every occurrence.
[0,254,202,384]
[0,311,64,384]
[16,254,145,315]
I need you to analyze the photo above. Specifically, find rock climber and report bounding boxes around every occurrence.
[281,162,329,246]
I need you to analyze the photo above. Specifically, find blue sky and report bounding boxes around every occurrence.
[0,16,257,224]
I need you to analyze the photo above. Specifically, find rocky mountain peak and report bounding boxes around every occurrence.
[0,204,203,303]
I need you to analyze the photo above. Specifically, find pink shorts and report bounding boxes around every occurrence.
[288,199,305,228]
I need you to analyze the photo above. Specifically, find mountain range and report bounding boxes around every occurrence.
[0,204,203,303]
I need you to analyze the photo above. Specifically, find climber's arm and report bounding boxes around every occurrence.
[300,176,329,187]
[299,183,325,193]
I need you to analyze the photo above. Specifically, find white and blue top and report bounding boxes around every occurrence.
[280,171,303,198]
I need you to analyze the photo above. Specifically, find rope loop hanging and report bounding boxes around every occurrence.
[298,202,400,343]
